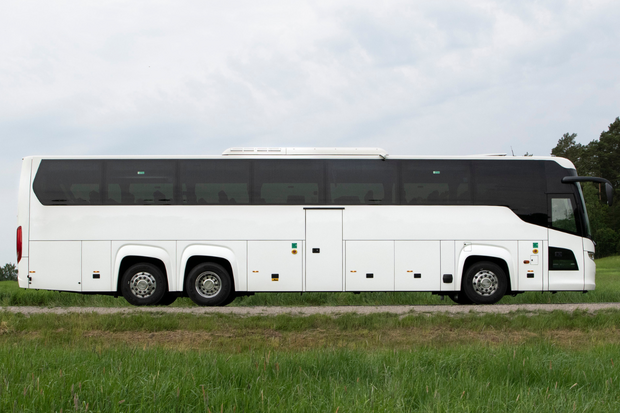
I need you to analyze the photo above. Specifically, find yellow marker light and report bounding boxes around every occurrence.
[523,260,530,264]
[252,270,259,273]
[350,270,357,273]
[292,249,298,255]
[407,270,413,273]
[532,249,539,254]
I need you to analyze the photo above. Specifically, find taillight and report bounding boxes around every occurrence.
[17,226,22,263]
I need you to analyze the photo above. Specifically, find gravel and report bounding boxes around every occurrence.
[2,303,620,316]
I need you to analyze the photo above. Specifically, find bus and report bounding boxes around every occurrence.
[16,147,614,306]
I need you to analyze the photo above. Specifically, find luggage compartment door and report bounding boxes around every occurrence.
[305,209,343,291]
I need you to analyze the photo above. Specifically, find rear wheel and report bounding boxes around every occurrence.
[462,261,507,304]
[121,263,167,306]
[157,293,178,306]
[186,263,233,306]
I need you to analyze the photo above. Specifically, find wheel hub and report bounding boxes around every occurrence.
[195,271,222,298]
[471,269,498,296]
[129,272,157,298]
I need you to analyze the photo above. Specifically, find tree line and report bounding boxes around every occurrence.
[551,116,620,257]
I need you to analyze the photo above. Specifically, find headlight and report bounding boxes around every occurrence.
[587,251,595,261]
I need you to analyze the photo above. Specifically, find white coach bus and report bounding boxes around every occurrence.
[16,147,613,306]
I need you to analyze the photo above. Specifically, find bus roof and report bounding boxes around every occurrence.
[22,148,576,169]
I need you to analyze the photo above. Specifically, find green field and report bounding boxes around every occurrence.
[2,255,619,307]
[1,256,618,411]
[2,310,620,412]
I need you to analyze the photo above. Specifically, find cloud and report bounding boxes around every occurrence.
[0,0,619,262]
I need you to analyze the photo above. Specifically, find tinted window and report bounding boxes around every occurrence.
[180,160,250,205]
[328,161,397,205]
[106,160,176,205]
[33,160,103,205]
[253,160,324,205]
[401,160,471,205]
[550,197,578,234]
[473,160,547,226]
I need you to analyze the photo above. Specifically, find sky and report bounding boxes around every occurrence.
[0,0,619,264]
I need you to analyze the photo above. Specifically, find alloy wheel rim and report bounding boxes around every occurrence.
[129,271,157,298]
[471,269,499,296]
[195,271,222,298]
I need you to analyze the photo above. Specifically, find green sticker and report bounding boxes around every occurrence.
[533,242,539,248]
[292,243,297,249]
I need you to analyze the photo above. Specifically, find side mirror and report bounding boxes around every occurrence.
[561,176,614,206]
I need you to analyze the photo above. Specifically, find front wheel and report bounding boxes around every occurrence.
[462,261,507,304]
[121,263,167,306]
[186,263,232,306]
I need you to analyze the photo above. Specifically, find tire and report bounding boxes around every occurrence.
[186,263,233,306]
[462,261,508,304]
[448,292,473,305]
[157,293,178,306]
[121,263,167,306]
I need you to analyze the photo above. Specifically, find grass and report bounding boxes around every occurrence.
[1,310,620,412]
[2,255,619,307]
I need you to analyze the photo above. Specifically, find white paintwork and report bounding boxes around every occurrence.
[517,241,543,291]
[440,241,457,291]
[305,210,343,291]
[248,241,303,291]
[548,229,585,290]
[395,241,440,291]
[82,241,112,292]
[345,241,395,291]
[29,241,81,291]
[583,238,596,290]
[16,153,594,298]
[16,158,32,288]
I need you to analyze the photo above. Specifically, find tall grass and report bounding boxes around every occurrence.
[1,343,618,412]
[2,255,618,307]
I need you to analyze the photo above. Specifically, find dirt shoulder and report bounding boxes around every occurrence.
[3,302,620,316]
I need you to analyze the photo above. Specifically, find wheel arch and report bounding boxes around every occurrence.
[179,245,240,294]
[458,246,515,294]
[114,245,172,294]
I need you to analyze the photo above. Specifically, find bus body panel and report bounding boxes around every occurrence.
[394,241,441,291]
[342,206,548,241]
[82,241,112,292]
[29,241,82,291]
[345,241,395,291]
[247,241,303,291]
[17,157,32,288]
[305,209,343,291]
[583,238,596,290]
[517,240,544,291]
[548,229,585,291]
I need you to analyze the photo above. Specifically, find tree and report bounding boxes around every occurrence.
[551,117,620,257]
[0,263,17,281]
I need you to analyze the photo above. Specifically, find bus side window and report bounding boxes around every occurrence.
[550,197,578,234]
